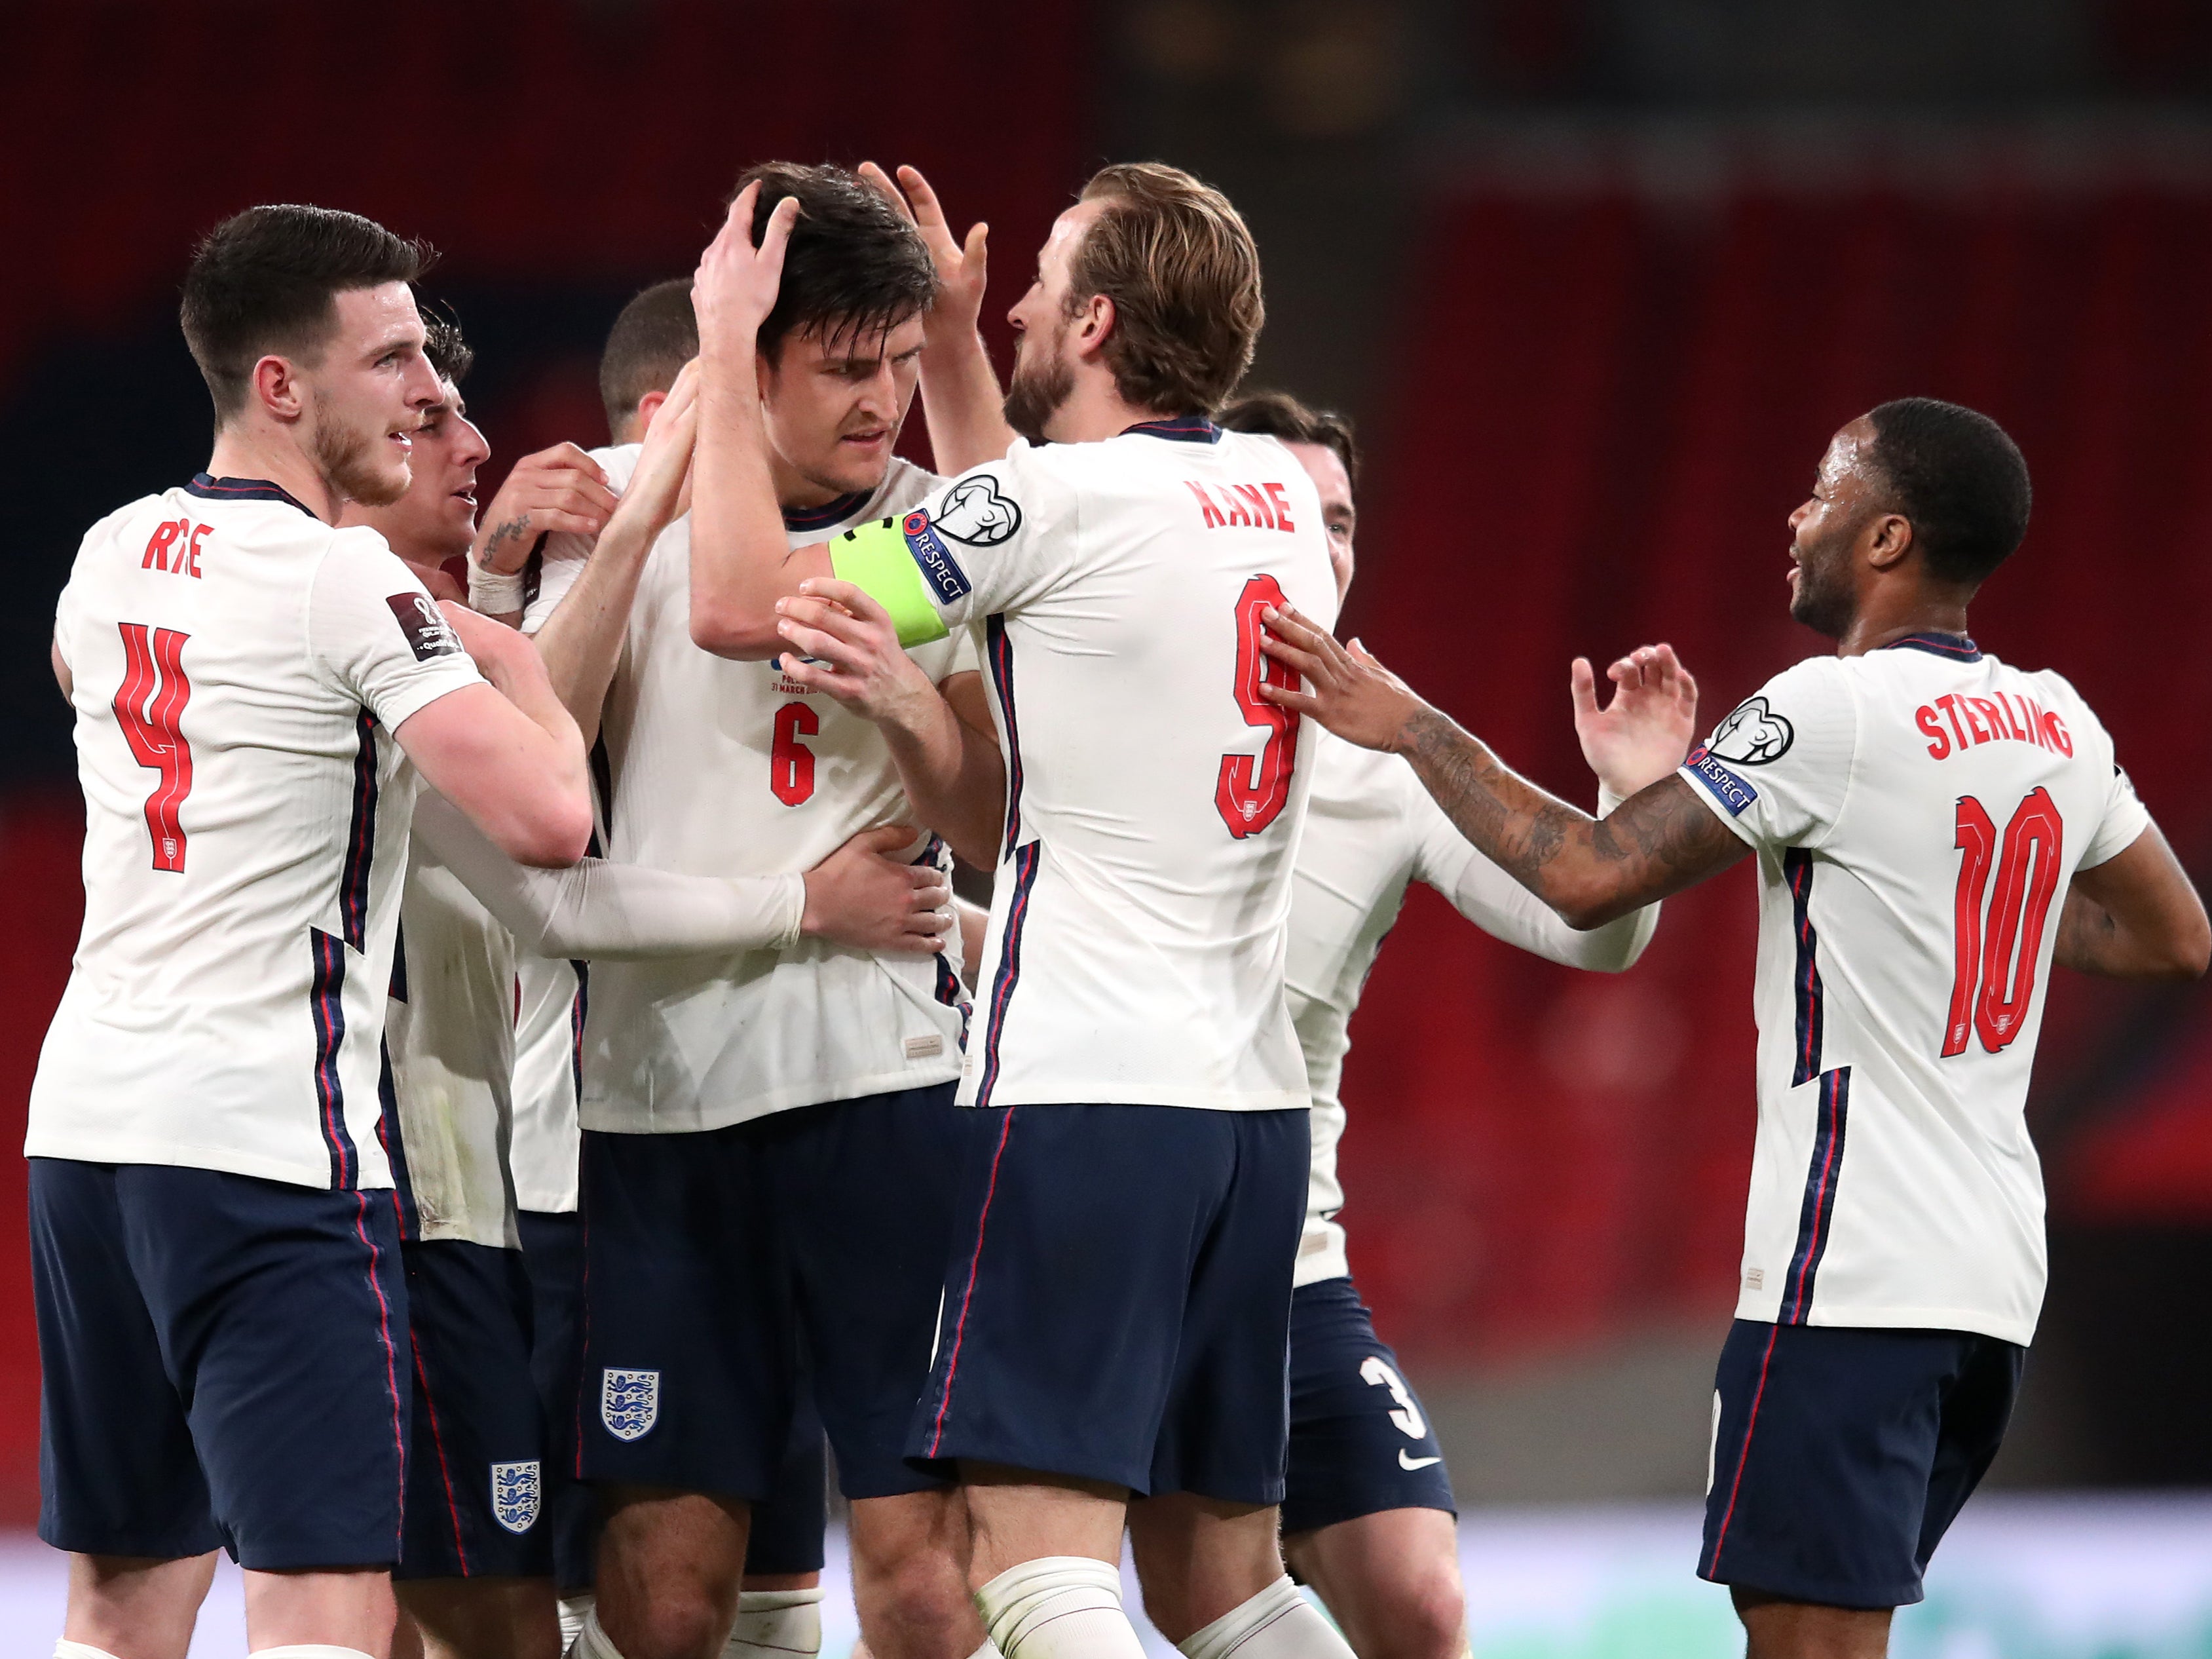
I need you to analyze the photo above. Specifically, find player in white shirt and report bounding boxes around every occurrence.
[544,168,992,1659]
[691,163,1358,1659]
[1204,391,1695,1659]
[1258,398,2210,1659]
[30,206,593,1659]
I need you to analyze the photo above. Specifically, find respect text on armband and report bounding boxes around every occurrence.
[901,510,974,604]
[1685,747,1759,816]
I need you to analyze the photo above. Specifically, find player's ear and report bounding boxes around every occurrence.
[1865,510,1915,572]
[1074,293,1116,360]
[252,354,306,424]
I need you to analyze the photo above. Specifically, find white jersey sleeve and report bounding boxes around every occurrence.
[2080,761,2152,869]
[1680,655,1860,850]
[827,442,1081,643]
[1408,783,1657,971]
[307,535,485,730]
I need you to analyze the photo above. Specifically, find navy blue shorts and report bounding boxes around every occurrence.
[578,1084,969,1502]
[909,1105,1307,1504]
[1281,1277,1455,1535]
[518,1209,596,1592]
[31,1158,409,1570]
[1701,1319,2024,1609]
[399,1240,552,1581]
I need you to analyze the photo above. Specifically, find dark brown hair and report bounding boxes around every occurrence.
[1217,389,1359,491]
[421,307,474,387]
[599,278,697,434]
[734,161,936,363]
[1070,162,1264,416]
[179,204,431,423]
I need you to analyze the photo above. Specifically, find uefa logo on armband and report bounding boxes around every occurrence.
[490,1460,542,1534]
[601,1367,661,1441]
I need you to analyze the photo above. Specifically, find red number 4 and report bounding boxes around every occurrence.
[1216,574,1301,839]
[1943,788,2064,1056]
[113,622,195,872]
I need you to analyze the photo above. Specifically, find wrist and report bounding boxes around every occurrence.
[468,556,527,614]
[1386,699,1442,757]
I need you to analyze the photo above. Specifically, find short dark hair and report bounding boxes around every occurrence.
[421,307,474,387]
[599,278,698,435]
[1217,390,1359,492]
[1862,398,2032,586]
[179,204,432,423]
[1072,162,1264,417]
[734,162,936,364]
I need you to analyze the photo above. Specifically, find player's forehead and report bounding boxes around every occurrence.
[1040,200,1106,280]
[1281,440,1352,511]
[330,282,426,354]
[1820,418,1878,484]
[792,307,926,369]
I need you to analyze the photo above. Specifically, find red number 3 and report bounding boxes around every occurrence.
[113,622,195,872]
[771,699,819,807]
[1943,787,2064,1056]
[1216,575,1300,839]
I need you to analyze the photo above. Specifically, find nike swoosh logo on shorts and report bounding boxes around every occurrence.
[1398,1451,1442,1470]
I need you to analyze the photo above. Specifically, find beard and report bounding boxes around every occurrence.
[1003,325,1076,443]
[312,396,409,508]
[1788,543,1856,639]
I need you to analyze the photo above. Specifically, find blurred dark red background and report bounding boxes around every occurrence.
[5,0,2211,1522]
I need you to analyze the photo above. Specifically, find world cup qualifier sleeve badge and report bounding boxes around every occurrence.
[601,1367,660,1441]
[490,1460,542,1534]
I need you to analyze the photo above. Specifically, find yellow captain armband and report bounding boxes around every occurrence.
[829,516,956,649]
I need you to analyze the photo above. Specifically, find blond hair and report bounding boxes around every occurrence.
[1072,162,1264,415]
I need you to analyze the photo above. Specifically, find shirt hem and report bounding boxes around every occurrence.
[949,1085,1313,1112]
[1733,1297,2036,1347]
[580,1059,962,1134]
[22,1134,387,1192]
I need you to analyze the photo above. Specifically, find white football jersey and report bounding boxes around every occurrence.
[553,447,976,1134]
[31,476,483,1189]
[385,818,519,1248]
[1288,734,1658,1285]
[1679,634,2150,1344]
[835,421,1338,1109]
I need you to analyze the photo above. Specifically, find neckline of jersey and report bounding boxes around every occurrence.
[186,473,319,520]
[1881,630,1983,662]
[1122,416,1222,444]
[781,489,873,531]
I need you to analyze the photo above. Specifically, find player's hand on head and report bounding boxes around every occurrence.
[772,578,937,725]
[1571,642,1701,800]
[615,359,700,534]
[1256,605,1427,753]
[471,442,619,575]
[859,162,989,335]
[801,824,955,957]
[694,180,799,349]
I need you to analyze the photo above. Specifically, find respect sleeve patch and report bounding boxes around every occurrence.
[831,518,953,648]
[384,592,466,661]
[1683,747,1759,816]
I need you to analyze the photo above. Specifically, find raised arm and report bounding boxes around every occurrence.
[2054,823,2211,981]
[690,183,833,658]
[416,793,954,961]
[1261,605,1748,928]
[394,603,593,868]
[771,577,1005,869]
[465,442,620,625]
[860,162,1015,474]
[531,363,698,740]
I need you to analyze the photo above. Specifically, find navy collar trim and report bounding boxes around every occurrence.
[1123,416,1222,444]
[186,473,319,520]
[782,489,872,532]
[1883,631,1983,662]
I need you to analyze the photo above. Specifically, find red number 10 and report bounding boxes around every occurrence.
[1943,787,2063,1056]
[113,622,195,872]
[1216,575,1302,839]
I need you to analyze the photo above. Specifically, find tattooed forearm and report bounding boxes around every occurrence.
[1397,706,1748,925]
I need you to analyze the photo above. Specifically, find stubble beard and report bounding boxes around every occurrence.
[1788,544,1856,640]
[1003,326,1076,444]
[313,395,409,508]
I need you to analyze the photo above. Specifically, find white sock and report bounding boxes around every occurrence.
[975,1557,1146,1659]
[559,1592,597,1654]
[571,1608,629,1659]
[726,1588,825,1659]
[56,1644,124,1659]
[247,1649,379,1659]
[1176,1579,1353,1659]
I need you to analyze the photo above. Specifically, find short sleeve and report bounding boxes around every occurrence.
[2080,762,2152,870]
[309,533,485,729]
[520,546,586,636]
[828,442,1079,647]
[1678,657,1858,851]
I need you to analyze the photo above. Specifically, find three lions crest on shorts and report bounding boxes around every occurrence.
[601,1367,660,1441]
[490,1460,541,1534]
